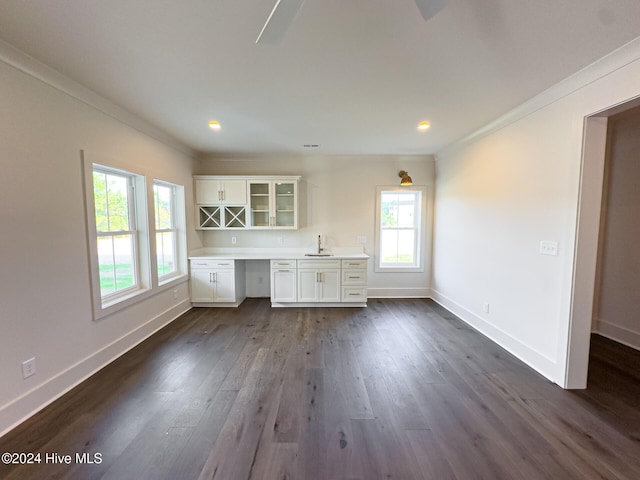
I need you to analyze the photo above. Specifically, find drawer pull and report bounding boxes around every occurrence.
[348,276,360,279]
[278,270,291,273]
[348,293,360,296]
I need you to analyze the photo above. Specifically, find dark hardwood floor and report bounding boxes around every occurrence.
[1,298,640,479]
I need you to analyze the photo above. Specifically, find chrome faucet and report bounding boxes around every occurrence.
[317,235,322,254]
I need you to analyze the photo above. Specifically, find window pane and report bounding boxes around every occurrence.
[154,184,173,230]
[112,234,135,291]
[97,236,116,295]
[106,174,130,231]
[381,193,398,227]
[397,195,416,228]
[156,231,176,277]
[98,234,136,296]
[93,172,109,232]
[397,230,415,264]
[381,230,399,263]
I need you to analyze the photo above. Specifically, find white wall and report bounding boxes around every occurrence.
[196,155,435,298]
[0,53,198,436]
[593,108,640,350]
[432,38,640,386]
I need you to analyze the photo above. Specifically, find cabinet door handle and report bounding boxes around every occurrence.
[209,272,213,282]
[213,272,217,283]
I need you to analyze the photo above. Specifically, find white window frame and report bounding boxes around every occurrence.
[153,180,184,285]
[93,166,141,300]
[374,185,427,273]
[83,152,151,320]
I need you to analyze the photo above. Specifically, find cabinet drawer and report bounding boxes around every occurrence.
[342,259,367,269]
[342,287,367,302]
[297,259,341,269]
[341,269,366,285]
[271,259,297,269]
[190,259,235,269]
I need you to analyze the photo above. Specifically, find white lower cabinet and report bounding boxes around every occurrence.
[270,260,297,302]
[191,256,366,307]
[296,259,341,303]
[341,259,368,303]
[190,259,245,306]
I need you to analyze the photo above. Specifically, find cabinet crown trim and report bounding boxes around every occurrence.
[194,175,301,180]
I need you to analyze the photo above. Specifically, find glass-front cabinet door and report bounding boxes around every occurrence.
[248,180,298,229]
[274,181,296,228]
[249,181,271,228]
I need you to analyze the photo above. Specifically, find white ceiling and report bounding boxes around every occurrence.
[2,0,640,156]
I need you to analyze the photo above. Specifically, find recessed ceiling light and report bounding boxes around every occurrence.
[417,121,431,131]
[208,121,221,130]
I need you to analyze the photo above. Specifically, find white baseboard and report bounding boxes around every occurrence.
[430,289,560,385]
[367,287,431,298]
[0,299,192,438]
[593,318,640,351]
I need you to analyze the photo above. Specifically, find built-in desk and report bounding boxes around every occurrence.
[188,248,369,307]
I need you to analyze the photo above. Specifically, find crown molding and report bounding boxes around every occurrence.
[0,39,194,158]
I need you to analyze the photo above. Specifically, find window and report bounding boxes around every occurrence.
[154,181,178,281]
[375,186,426,272]
[83,151,187,320]
[93,166,141,298]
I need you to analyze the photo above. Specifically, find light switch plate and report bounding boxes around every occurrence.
[540,240,559,256]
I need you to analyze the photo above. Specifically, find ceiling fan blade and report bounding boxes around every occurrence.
[414,0,447,22]
[256,0,305,44]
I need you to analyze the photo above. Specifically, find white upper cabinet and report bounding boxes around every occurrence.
[248,179,298,229]
[194,177,247,205]
[195,175,299,230]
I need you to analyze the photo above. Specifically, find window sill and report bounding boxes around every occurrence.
[96,287,151,320]
[158,272,186,287]
[92,274,188,321]
[374,265,425,273]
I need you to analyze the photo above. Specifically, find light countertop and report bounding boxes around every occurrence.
[188,247,369,261]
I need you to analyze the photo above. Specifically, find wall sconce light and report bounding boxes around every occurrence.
[399,170,413,186]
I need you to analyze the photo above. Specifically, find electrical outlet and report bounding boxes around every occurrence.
[540,240,558,256]
[173,289,178,300]
[277,237,284,245]
[231,236,237,244]
[357,235,367,244]
[483,302,490,314]
[22,357,36,379]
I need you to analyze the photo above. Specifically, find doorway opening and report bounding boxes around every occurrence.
[567,97,640,388]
